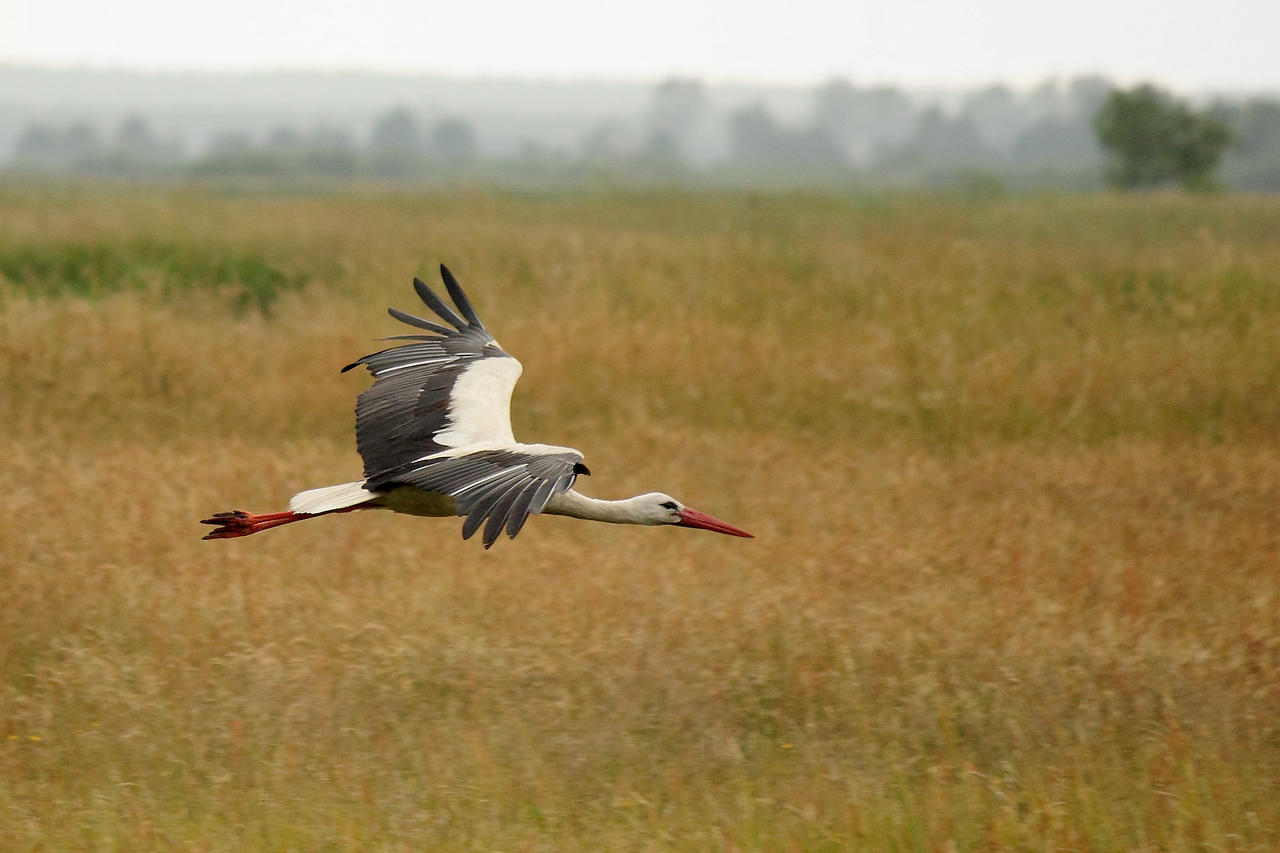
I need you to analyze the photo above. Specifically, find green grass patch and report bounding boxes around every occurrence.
[0,239,305,314]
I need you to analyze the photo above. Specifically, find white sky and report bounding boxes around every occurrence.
[2,0,1278,91]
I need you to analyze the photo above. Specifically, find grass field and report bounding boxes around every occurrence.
[1,185,1278,851]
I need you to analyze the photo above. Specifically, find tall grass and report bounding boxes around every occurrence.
[0,239,304,314]
[1,186,1278,850]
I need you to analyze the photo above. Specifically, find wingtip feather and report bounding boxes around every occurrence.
[388,306,454,336]
[439,264,485,330]
[412,276,469,331]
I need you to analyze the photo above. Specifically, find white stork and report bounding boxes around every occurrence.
[201,265,753,548]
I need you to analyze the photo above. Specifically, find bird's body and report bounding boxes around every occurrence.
[202,265,751,548]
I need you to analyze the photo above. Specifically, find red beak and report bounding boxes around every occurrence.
[677,507,754,538]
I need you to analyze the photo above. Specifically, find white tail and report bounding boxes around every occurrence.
[289,481,374,515]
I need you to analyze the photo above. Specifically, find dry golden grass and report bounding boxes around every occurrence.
[1,186,1279,850]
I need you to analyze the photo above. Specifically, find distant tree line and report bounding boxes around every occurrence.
[6,77,1278,191]
[11,116,183,175]
[1095,85,1233,190]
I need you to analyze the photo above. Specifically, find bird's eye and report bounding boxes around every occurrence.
[660,501,678,511]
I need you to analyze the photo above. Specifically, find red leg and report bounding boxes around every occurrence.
[200,507,358,540]
[239,510,297,523]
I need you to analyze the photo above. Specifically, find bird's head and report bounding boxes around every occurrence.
[636,493,753,538]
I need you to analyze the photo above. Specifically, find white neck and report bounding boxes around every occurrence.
[543,489,651,525]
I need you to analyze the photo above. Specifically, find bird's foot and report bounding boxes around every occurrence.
[200,509,304,539]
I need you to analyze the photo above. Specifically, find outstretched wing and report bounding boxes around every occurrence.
[388,447,588,548]
[343,264,523,483]
[345,265,587,546]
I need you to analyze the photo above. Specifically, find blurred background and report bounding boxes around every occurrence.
[2,0,1279,192]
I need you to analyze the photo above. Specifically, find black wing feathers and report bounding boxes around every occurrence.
[385,306,454,336]
[346,267,508,476]
[346,266,581,547]
[439,264,486,330]
[412,276,469,331]
[386,449,584,548]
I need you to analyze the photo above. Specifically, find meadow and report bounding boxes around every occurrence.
[1,184,1278,851]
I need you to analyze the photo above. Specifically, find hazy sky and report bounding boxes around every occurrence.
[3,0,1277,91]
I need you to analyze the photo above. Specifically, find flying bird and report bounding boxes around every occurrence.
[201,265,753,548]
